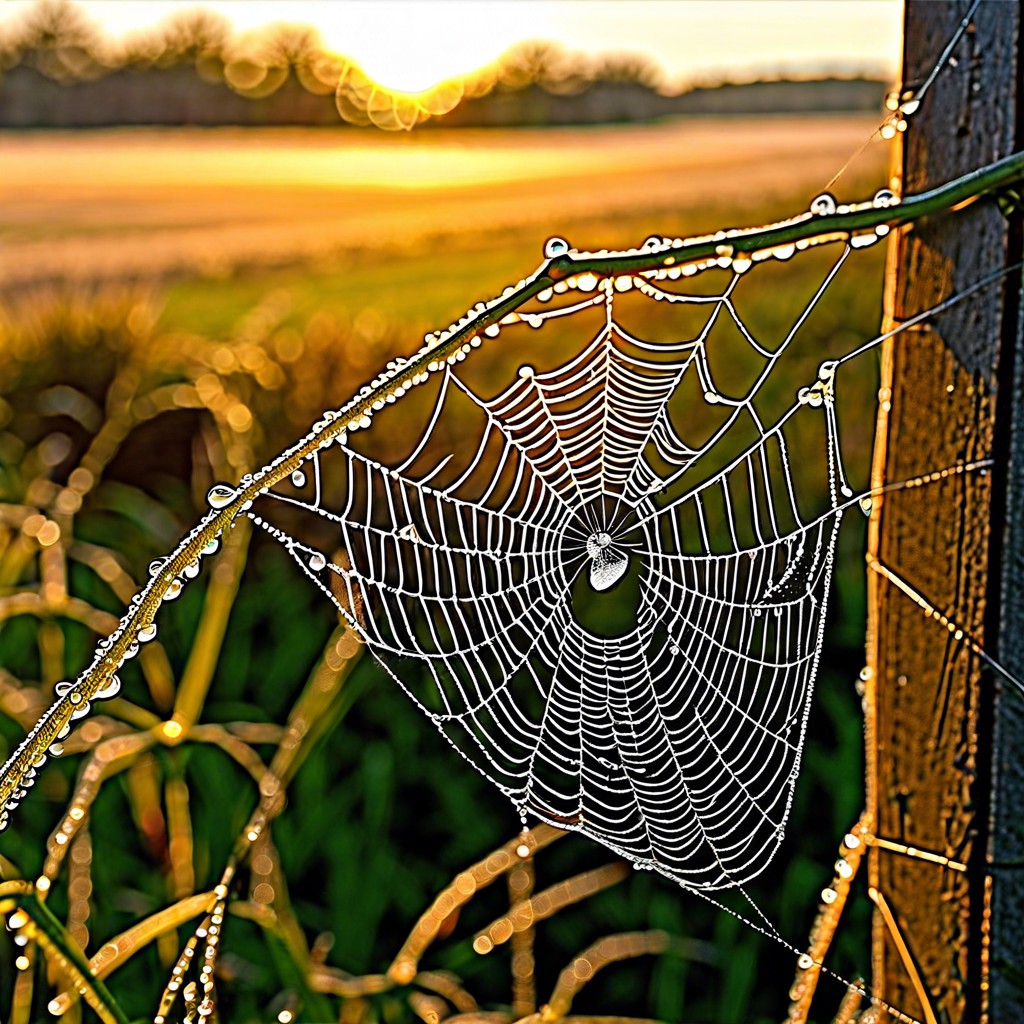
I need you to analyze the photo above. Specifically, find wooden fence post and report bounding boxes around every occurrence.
[866,2,1022,1021]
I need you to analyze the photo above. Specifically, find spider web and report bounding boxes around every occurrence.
[249,241,867,895]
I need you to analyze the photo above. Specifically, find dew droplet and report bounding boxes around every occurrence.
[183,561,201,579]
[206,484,237,510]
[544,237,569,258]
[810,193,837,216]
[148,558,166,577]
[873,188,897,208]
[797,954,815,971]
[164,578,183,600]
[309,552,327,572]
[519,365,535,379]
[643,235,662,251]
[139,623,157,642]
[588,547,628,592]
[96,675,121,700]
[291,469,306,488]
[202,537,220,556]
[899,98,920,116]
[70,699,92,721]
[821,887,838,904]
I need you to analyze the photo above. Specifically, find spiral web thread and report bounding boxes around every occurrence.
[250,239,873,903]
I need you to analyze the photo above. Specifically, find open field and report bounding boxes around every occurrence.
[1,116,886,298]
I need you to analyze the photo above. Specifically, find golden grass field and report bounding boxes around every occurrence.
[1,115,886,295]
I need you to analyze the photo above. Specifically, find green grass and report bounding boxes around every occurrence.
[160,240,536,340]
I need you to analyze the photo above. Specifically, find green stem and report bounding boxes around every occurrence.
[2,148,1024,818]
[2,888,130,1024]
[561,148,1024,277]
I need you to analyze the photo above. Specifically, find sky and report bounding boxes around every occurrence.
[0,0,904,93]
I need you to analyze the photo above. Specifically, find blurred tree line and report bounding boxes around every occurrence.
[0,0,885,129]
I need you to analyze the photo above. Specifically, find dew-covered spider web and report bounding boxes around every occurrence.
[1,3,1022,1021]
[224,192,1019,1003]
[244,234,928,900]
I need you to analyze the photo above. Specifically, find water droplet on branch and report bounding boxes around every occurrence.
[206,484,237,510]
[810,193,837,216]
[544,237,569,258]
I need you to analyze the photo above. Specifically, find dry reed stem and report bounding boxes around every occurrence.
[415,971,480,1014]
[189,723,269,783]
[834,983,870,1024]
[48,890,218,1014]
[388,824,566,984]
[475,863,630,953]
[0,881,128,1024]
[172,520,251,734]
[307,967,392,998]
[150,624,364,1019]
[543,931,677,1020]
[786,816,870,1021]
[508,856,536,1017]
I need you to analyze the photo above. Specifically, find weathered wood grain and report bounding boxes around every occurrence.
[867,3,1022,1021]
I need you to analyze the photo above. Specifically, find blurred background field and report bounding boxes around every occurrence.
[0,3,897,1022]
[1,116,883,308]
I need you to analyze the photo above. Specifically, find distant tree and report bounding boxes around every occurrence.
[154,8,231,66]
[257,23,322,73]
[6,0,100,79]
[497,41,572,91]
[590,53,663,90]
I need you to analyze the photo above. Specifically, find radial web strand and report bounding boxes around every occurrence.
[250,243,869,894]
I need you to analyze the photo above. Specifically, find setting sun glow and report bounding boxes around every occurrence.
[0,1,903,94]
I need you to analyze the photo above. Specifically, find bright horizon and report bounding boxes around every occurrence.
[0,0,904,94]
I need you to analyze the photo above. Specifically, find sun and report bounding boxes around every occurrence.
[307,2,523,94]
